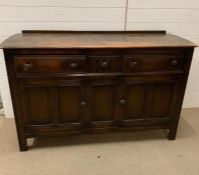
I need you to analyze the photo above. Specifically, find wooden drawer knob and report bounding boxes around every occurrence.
[70,63,79,69]
[101,61,108,68]
[23,63,32,71]
[130,61,138,68]
[80,101,86,107]
[120,99,126,105]
[170,60,178,66]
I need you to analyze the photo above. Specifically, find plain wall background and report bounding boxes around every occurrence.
[0,0,199,118]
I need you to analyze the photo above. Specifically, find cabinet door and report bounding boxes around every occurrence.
[122,80,148,120]
[56,80,86,127]
[149,81,177,118]
[87,78,118,128]
[19,79,86,130]
[20,82,53,126]
[120,77,179,126]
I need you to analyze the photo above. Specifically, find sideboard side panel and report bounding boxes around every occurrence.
[3,50,28,151]
[168,47,195,140]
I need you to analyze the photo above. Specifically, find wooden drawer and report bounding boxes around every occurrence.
[88,55,122,73]
[14,55,87,74]
[123,53,184,73]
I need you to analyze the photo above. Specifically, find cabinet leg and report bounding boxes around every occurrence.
[14,118,28,151]
[168,126,178,140]
[19,138,28,151]
[168,114,181,140]
[16,126,28,151]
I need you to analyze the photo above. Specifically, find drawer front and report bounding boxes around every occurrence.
[123,53,184,73]
[14,55,87,74]
[88,55,122,73]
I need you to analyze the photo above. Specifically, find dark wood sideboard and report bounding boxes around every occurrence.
[0,30,197,151]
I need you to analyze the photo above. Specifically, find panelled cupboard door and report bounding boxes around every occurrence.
[120,76,179,126]
[57,80,86,126]
[20,84,52,126]
[87,78,118,128]
[19,79,87,130]
[18,76,179,130]
[149,81,178,118]
[122,80,147,120]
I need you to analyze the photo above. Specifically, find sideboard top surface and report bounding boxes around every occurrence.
[0,30,197,49]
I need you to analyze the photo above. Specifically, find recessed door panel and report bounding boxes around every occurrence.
[88,79,117,126]
[150,82,175,118]
[26,87,51,125]
[57,84,82,123]
[125,83,147,119]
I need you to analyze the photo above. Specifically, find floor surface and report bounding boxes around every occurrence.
[0,108,199,175]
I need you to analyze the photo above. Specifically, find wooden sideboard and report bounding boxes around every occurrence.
[0,30,196,151]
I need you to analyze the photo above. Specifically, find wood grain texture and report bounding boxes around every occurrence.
[1,31,196,151]
[0,31,197,49]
